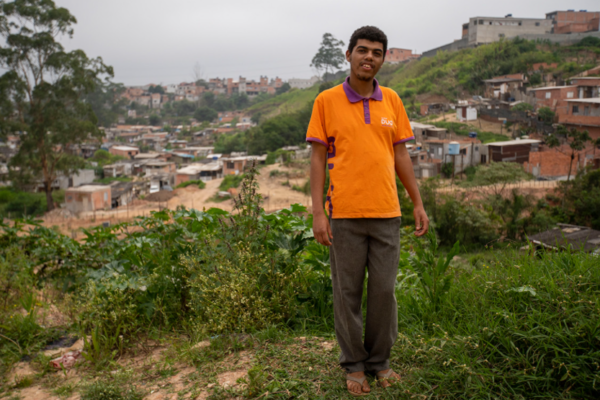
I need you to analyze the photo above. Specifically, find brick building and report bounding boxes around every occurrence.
[546,10,600,34]
[65,185,111,213]
[109,145,140,159]
[385,48,420,64]
[561,98,600,139]
[524,143,598,178]
[529,86,578,116]
[487,139,541,164]
[483,74,525,100]
[570,77,600,99]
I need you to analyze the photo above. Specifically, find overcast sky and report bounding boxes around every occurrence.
[53,0,599,86]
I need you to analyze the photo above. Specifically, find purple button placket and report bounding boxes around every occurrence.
[363,99,370,124]
[342,76,382,125]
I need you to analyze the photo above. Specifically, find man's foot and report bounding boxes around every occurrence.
[346,371,370,396]
[376,369,401,388]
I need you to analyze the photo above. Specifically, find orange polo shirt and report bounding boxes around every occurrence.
[306,77,414,219]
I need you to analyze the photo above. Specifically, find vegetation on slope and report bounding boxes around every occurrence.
[389,38,599,114]
[1,168,599,398]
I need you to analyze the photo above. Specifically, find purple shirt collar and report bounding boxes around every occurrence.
[342,76,383,103]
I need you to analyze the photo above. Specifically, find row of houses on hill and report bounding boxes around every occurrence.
[409,122,600,179]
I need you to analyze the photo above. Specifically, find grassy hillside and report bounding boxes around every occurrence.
[388,38,600,113]
[246,85,320,120]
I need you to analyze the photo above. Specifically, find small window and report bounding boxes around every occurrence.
[545,92,551,99]
[573,105,579,114]
[475,146,479,151]
[567,92,574,98]
[479,19,484,25]
[535,22,540,26]
[460,148,467,155]
[499,33,505,38]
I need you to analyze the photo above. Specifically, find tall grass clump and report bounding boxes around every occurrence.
[395,244,600,398]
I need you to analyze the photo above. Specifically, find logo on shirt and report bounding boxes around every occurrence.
[381,118,394,128]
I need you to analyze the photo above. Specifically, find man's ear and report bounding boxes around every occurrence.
[345,49,351,63]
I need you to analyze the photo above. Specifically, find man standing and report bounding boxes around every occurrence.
[307,26,429,396]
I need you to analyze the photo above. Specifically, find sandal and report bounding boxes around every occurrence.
[376,369,401,388]
[346,374,369,397]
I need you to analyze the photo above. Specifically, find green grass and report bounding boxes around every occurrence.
[247,86,319,120]
[430,120,510,143]
[175,179,206,189]
[219,174,244,191]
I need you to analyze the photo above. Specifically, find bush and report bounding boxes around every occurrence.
[175,179,206,189]
[219,174,244,191]
[81,381,142,400]
[185,168,308,333]
[0,188,47,218]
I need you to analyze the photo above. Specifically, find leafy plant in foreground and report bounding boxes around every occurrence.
[408,230,459,313]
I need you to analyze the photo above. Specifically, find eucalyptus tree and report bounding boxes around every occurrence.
[0,0,113,211]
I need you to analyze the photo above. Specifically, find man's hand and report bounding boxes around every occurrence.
[413,206,430,237]
[313,213,333,246]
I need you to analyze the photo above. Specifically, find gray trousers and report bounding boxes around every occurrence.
[329,217,401,373]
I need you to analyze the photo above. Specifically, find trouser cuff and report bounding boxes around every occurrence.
[342,362,366,373]
[365,361,390,373]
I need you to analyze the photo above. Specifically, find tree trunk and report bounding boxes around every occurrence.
[567,152,574,182]
[45,180,55,212]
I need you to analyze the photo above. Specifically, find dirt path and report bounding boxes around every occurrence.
[428,113,514,137]
[41,163,312,236]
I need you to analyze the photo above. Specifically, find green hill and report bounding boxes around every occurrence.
[246,86,320,120]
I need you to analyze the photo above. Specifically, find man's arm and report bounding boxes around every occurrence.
[310,143,333,246]
[394,143,429,237]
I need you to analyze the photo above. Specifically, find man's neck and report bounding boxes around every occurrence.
[348,74,375,98]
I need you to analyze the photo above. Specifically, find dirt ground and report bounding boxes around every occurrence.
[41,162,312,237]
[429,113,515,137]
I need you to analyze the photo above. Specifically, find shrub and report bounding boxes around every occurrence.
[219,174,244,191]
[185,168,309,333]
[175,179,206,189]
[81,381,142,400]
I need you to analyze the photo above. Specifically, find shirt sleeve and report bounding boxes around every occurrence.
[393,97,415,145]
[306,95,328,147]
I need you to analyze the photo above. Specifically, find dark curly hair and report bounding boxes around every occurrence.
[348,26,388,59]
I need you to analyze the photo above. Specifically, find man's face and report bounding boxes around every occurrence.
[346,39,384,81]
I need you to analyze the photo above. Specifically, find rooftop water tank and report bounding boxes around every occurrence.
[448,141,460,155]
[468,132,477,138]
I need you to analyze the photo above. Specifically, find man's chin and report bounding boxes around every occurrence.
[356,73,374,82]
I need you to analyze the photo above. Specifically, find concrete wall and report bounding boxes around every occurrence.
[519,30,600,45]
[422,37,472,58]
[423,31,600,58]
[468,17,552,45]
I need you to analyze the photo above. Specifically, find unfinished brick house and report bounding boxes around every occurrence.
[529,86,578,116]
[109,145,140,159]
[65,185,111,213]
[561,98,600,139]
[385,48,420,64]
[523,143,599,178]
[546,10,600,34]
